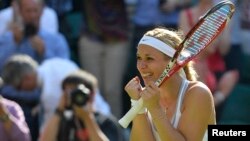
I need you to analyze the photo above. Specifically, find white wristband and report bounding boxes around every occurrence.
[130,99,146,114]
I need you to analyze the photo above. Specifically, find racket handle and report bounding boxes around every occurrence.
[118,98,143,128]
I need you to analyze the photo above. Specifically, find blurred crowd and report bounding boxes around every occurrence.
[0,0,249,141]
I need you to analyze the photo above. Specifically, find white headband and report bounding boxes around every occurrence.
[138,35,176,57]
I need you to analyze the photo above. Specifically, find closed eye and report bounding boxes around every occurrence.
[145,56,154,61]
[137,55,155,61]
[136,55,141,61]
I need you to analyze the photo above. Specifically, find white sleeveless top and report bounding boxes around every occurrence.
[151,79,208,141]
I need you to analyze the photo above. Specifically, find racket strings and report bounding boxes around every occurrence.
[183,6,230,57]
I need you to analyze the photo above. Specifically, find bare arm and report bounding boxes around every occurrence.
[124,77,155,141]
[39,111,61,141]
[39,93,66,141]
[178,9,191,35]
[176,83,215,141]
[216,26,231,56]
[130,114,155,141]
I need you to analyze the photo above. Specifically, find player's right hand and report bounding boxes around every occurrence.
[124,76,143,100]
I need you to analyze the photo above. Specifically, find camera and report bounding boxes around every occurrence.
[24,23,38,38]
[70,84,90,107]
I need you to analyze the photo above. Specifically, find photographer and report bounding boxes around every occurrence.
[39,70,126,141]
[0,0,70,71]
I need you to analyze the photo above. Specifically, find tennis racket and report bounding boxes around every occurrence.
[119,0,235,128]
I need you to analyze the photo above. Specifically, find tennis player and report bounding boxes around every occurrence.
[125,27,216,141]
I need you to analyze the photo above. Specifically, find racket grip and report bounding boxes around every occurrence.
[118,98,143,128]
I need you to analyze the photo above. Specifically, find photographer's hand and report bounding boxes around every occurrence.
[30,35,45,57]
[73,102,93,120]
[0,96,12,132]
[10,22,23,44]
[73,104,109,141]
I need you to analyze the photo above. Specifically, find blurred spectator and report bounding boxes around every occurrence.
[44,0,86,55]
[38,57,79,128]
[122,0,193,116]
[0,95,31,141]
[220,0,250,83]
[237,0,250,84]
[78,0,130,118]
[0,54,40,141]
[0,0,58,36]
[38,57,111,131]
[39,69,126,141]
[218,0,244,74]
[0,0,70,71]
[216,0,250,125]
[179,0,239,117]
[239,0,250,55]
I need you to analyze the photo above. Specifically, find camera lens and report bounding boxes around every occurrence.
[70,84,90,107]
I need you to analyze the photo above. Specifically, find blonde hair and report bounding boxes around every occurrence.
[144,27,197,81]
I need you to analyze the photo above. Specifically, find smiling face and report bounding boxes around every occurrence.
[137,44,170,85]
